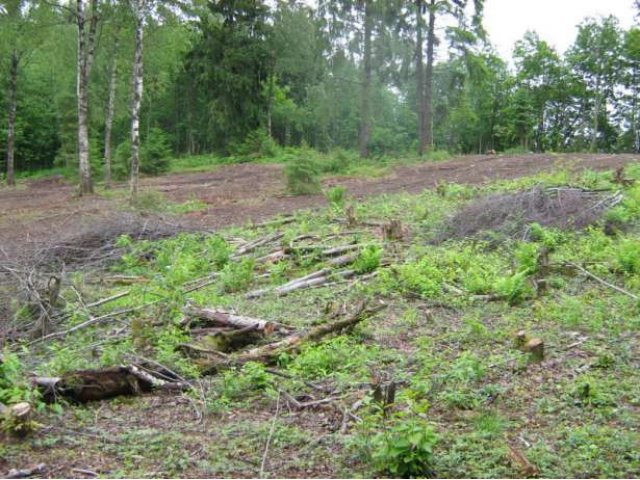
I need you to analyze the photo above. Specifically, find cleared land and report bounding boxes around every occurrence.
[1,153,640,478]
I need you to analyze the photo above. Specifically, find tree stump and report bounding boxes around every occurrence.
[525,338,544,363]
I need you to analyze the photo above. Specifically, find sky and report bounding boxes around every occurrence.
[484,0,637,59]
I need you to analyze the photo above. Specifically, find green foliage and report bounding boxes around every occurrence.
[284,154,321,195]
[230,129,279,160]
[381,258,444,297]
[220,259,255,293]
[325,185,347,207]
[494,270,533,304]
[616,240,640,274]
[370,416,438,478]
[0,350,37,405]
[114,128,172,179]
[353,245,382,274]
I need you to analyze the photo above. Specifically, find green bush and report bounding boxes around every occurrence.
[371,417,438,478]
[114,128,172,179]
[284,155,321,195]
[354,245,383,274]
[616,240,640,274]
[325,185,347,207]
[230,129,279,160]
[220,259,255,293]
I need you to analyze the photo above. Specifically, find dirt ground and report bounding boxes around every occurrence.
[1,153,638,257]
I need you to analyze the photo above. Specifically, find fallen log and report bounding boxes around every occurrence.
[201,301,385,372]
[183,304,277,335]
[32,365,189,404]
[233,232,284,258]
[245,268,356,299]
[6,464,46,479]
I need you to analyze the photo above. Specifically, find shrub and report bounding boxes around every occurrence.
[220,259,254,293]
[354,245,383,274]
[325,185,347,207]
[230,129,279,160]
[284,155,321,195]
[113,128,172,179]
[616,240,640,274]
[371,417,438,478]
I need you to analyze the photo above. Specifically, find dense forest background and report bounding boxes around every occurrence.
[1,0,640,179]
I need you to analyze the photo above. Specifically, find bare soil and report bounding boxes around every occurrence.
[1,153,638,257]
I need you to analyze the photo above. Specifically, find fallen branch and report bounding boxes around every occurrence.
[202,301,385,371]
[564,261,639,300]
[233,232,284,258]
[6,464,46,479]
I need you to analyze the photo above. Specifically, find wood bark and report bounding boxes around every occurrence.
[5,52,18,186]
[183,305,276,335]
[416,0,427,156]
[129,0,146,200]
[358,0,373,158]
[76,0,99,196]
[424,0,436,152]
[103,37,119,189]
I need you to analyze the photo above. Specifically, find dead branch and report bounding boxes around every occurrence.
[233,232,284,258]
[202,301,385,371]
[6,464,46,479]
[564,262,639,300]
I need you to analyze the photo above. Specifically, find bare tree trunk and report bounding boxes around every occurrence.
[416,0,426,156]
[76,0,99,196]
[103,38,119,189]
[129,0,146,201]
[424,0,436,152]
[358,0,372,158]
[5,52,18,187]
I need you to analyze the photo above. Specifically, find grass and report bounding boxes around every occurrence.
[4,163,640,477]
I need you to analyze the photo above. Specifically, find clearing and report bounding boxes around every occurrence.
[1,153,640,478]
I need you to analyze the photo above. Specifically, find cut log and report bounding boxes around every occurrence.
[183,304,277,335]
[233,232,284,258]
[328,252,359,267]
[201,301,385,372]
[33,367,150,403]
[6,464,46,479]
[245,269,356,299]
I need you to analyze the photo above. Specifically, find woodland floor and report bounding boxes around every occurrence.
[1,153,640,478]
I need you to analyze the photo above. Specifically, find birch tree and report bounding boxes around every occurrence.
[129,0,147,200]
[76,0,100,195]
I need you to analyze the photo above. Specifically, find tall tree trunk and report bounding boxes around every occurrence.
[76,0,98,196]
[416,0,426,156]
[129,0,146,201]
[5,52,18,187]
[358,0,373,158]
[424,0,436,152]
[103,38,119,189]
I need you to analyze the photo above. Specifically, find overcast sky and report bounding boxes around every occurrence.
[484,0,637,59]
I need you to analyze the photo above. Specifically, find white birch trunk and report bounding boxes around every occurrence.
[129,0,146,200]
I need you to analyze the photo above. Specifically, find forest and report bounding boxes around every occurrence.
[1,0,640,189]
[2,1,640,479]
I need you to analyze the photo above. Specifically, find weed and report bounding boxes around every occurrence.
[325,185,347,207]
[219,259,255,293]
[369,414,438,478]
[353,245,382,274]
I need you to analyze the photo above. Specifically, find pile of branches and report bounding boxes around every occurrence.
[0,212,202,339]
[435,186,623,243]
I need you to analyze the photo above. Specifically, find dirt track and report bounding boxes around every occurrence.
[1,153,639,253]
